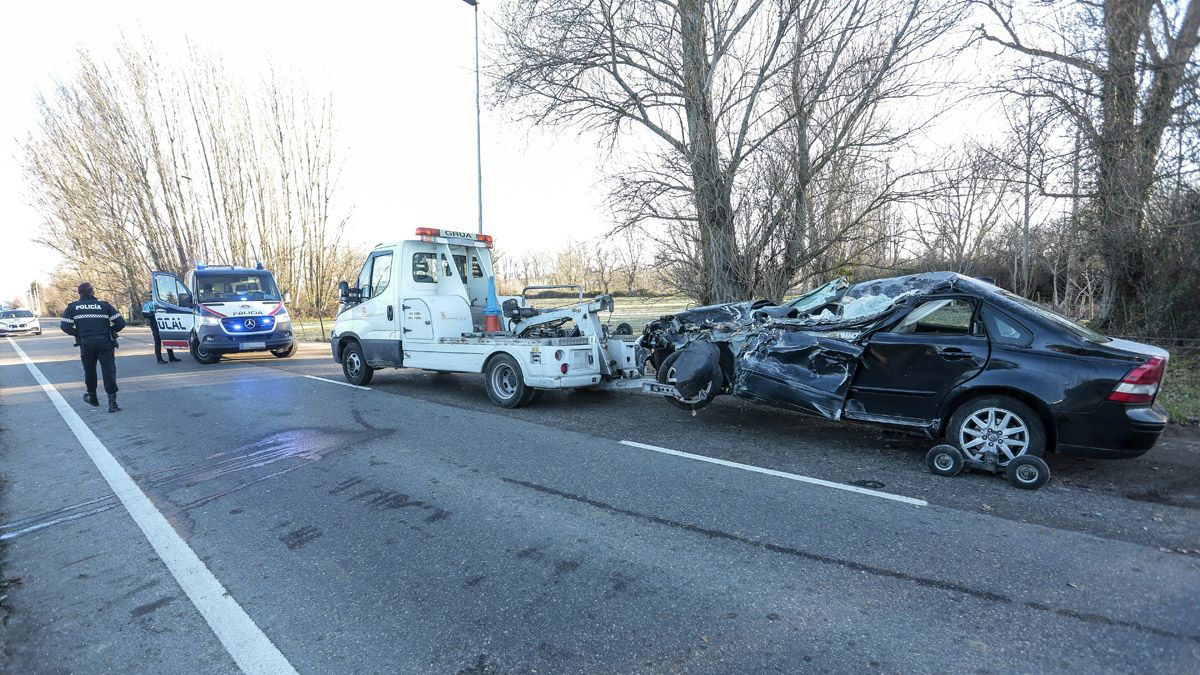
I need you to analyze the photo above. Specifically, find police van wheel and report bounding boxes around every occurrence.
[342,342,374,386]
[190,338,221,365]
[271,341,296,358]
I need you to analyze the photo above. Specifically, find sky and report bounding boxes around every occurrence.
[0,1,1023,306]
[0,0,617,303]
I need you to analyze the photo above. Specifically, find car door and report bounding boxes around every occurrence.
[151,271,196,349]
[359,250,401,366]
[846,297,989,426]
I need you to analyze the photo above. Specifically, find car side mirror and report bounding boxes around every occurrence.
[337,281,349,302]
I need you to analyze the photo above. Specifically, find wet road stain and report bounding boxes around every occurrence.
[350,489,424,510]
[0,426,391,541]
[423,508,450,523]
[502,476,1200,645]
[554,560,580,575]
[130,595,174,618]
[280,526,324,550]
[464,575,486,588]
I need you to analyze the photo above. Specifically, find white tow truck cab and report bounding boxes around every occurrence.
[330,228,678,407]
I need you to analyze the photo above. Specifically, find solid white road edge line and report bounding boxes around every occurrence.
[303,374,371,390]
[619,440,927,507]
[5,337,298,675]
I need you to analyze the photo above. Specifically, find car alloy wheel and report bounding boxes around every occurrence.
[958,406,1029,465]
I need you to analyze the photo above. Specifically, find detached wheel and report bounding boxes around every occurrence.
[925,444,964,477]
[271,341,296,358]
[341,341,374,385]
[614,322,633,336]
[485,354,528,408]
[656,349,720,412]
[190,336,221,365]
[1006,455,1050,490]
[947,395,1045,467]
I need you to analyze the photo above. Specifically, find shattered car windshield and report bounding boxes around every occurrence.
[1001,292,1110,343]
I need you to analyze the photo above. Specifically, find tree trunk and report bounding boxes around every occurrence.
[680,0,739,304]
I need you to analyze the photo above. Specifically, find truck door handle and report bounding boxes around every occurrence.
[937,347,972,359]
[403,328,412,333]
[387,305,394,321]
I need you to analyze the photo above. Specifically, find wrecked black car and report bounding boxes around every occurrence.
[643,272,1170,462]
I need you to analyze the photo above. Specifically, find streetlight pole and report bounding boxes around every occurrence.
[465,0,483,235]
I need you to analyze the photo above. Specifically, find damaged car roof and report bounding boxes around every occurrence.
[649,272,997,343]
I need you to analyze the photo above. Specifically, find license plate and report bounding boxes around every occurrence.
[240,341,266,350]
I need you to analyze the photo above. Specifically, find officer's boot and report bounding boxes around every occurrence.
[168,350,181,362]
[107,395,121,413]
[83,392,99,407]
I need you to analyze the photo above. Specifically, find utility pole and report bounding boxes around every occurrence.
[464,0,484,234]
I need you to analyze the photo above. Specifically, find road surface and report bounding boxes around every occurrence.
[2,330,1198,673]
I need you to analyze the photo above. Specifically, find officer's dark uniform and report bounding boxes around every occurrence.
[61,283,126,412]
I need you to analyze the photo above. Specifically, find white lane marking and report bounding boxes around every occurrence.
[303,374,371,391]
[619,440,927,507]
[5,337,298,675]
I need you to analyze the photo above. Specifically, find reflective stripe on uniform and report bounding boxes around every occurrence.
[72,314,111,320]
[109,314,121,320]
[61,318,75,323]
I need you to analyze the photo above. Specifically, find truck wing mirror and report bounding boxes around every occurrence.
[337,281,349,302]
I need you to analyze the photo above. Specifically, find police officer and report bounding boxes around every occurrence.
[61,282,126,412]
[141,292,180,364]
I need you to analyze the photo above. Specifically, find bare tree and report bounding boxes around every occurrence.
[976,0,1200,325]
[496,0,964,303]
[23,38,352,317]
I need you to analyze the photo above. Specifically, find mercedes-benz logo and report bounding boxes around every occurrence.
[245,319,256,329]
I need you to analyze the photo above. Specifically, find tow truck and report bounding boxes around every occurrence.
[330,228,689,407]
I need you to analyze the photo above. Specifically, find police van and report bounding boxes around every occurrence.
[151,263,296,364]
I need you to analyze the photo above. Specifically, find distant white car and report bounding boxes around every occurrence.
[0,309,41,336]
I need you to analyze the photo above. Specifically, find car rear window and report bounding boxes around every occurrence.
[1001,292,1110,343]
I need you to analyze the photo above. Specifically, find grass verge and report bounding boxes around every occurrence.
[1160,351,1200,425]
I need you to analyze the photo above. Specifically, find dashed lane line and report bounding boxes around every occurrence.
[5,337,299,674]
[619,440,927,507]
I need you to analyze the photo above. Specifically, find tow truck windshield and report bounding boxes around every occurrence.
[195,274,281,303]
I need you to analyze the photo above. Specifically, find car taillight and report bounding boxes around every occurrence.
[1108,356,1166,404]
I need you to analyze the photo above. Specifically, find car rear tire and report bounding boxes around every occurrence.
[925,444,964,477]
[271,341,296,358]
[485,354,528,408]
[657,349,721,412]
[1005,455,1050,490]
[190,336,221,365]
[341,341,373,386]
[947,395,1045,467]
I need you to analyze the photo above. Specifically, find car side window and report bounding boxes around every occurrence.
[154,275,179,305]
[369,253,392,298]
[412,252,437,283]
[893,298,976,335]
[981,304,1032,346]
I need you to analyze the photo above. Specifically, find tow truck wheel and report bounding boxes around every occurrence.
[485,354,528,409]
[1005,455,1050,490]
[271,341,296,358]
[657,350,720,412]
[341,342,374,386]
[925,444,964,477]
[190,336,221,365]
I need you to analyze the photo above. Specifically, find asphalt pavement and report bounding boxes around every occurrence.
[1,329,1198,673]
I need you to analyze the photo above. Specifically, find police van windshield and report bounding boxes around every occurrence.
[195,274,281,303]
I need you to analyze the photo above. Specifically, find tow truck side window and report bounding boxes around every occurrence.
[368,252,392,298]
[413,253,437,283]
